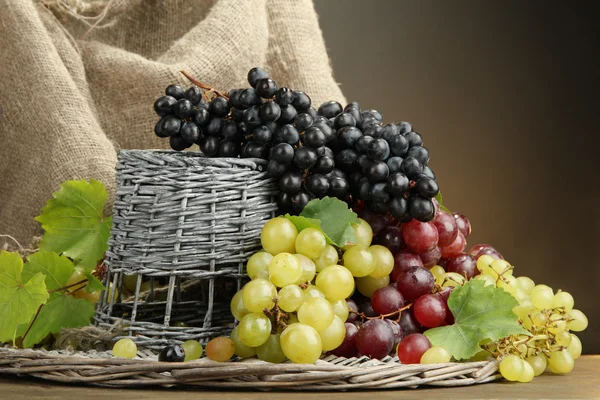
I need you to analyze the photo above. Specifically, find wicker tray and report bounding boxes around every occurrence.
[0,347,501,390]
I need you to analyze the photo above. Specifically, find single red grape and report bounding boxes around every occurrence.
[374,226,406,253]
[397,333,431,364]
[385,319,404,349]
[437,288,454,324]
[446,253,478,279]
[432,211,458,247]
[355,319,395,359]
[413,294,448,328]
[468,244,504,260]
[396,265,434,301]
[391,252,424,281]
[452,212,471,238]
[371,286,405,315]
[440,231,466,259]
[330,323,359,357]
[419,246,441,268]
[399,309,422,336]
[346,299,359,323]
[402,220,439,253]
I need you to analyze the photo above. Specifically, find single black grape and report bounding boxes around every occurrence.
[335,149,359,172]
[306,107,318,121]
[159,115,181,137]
[344,101,360,111]
[387,156,404,173]
[357,154,370,170]
[389,196,408,220]
[256,78,278,98]
[337,126,363,149]
[361,109,383,122]
[158,345,185,362]
[239,88,261,108]
[348,171,364,189]
[291,191,312,213]
[206,118,223,136]
[306,174,330,196]
[334,112,356,129]
[388,172,410,196]
[241,142,268,159]
[260,101,281,122]
[243,105,263,128]
[358,177,372,200]
[326,168,347,180]
[313,122,333,142]
[218,140,239,157]
[369,182,390,204]
[193,108,210,127]
[270,143,294,164]
[279,171,303,194]
[367,138,390,161]
[180,121,201,144]
[315,146,334,158]
[328,176,349,198]
[405,131,423,147]
[185,86,203,105]
[312,155,335,174]
[154,120,167,138]
[318,101,343,119]
[165,84,185,99]
[153,95,177,117]
[406,146,430,166]
[303,126,326,148]
[252,125,272,144]
[389,134,409,156]
[381,124,400,141]
[422,166,436,180]
[275,87,294,106]
[355,135,374,154]
[228,88,243,109]
[267,160,287,177]
[247,67,269,88]
[409,195,435,222]
[171,99,194,119]
[169,135,188,151]
[295,113,313,131]
[401,156,424,180]
[359,117,379,131]
[277,192,293,213]
[397,121,413,134]
[273,124,299,145]
[293,147,318,169]
[416,176,439,198]
[364,159,389,183]
[208,96,230,118]
[278,104,298,124]
[344,107,362,125]
[199,136,219,156]
[221,120,239,140]
[292,91,311,111]
[363,124,383,138]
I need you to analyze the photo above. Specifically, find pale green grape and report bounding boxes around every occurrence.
[429,265,446,281]
[315,265,355,301]
[230,290,249,321]
[256,333,286,363]
[476,254,496,273]
[531,311,547,327]
[356,275,389,297]
[555,331,572,347]
[474,274,496,287]
[526,354,547,376]
[122,274,139,292]
[238,312,272,347]
[278,284,305,312]
[247,252,273,280]
[567,309,588,331]
[518,360,535,383]
[516,276,535,294]
[295,228,327,259]
[497,275,518,295]
[297,297,334,332]
[512,288,529,305]
[230,326,257,358]
[261,217,298,255]
[553,291,574,311]
[268,252,302,287]
[499,354,524,381]
[294,254,317,284]
[314,245,339,272]
[547,349,574,374]
[303,284,325,299]
[513,304,534,324]
[181,340,203,361]
[440,272,466,288]
[368,245,395,278]
[331,299,349,322]
[490,259,513,277]
[530,285,554,309]
[112,338,137,359]
[280,323,322,364]
[567,334,582,359]
[242,278,276,312]
[319,315,346,351]
[420,346,451,364]
[344,218,373,249]
[287,313,299,325]
[343,246,376,277]
[548,313,568,334]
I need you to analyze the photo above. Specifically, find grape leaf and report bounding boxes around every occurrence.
[22,252,74,292]
[35,179,112,270]
[22,295,95,348]
[299,197,359,247]
[424,279,529,360]
[0,251,49,343]
[284,215,334,243]
[84,271,105,293]
[434,192,451,214]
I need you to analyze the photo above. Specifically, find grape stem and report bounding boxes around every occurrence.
[350,302,413,322]
[180,70,229,99]
[49,279,89,294]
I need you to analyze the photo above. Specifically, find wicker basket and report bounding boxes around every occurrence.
[95,150,278,349]
[0,347,501,390]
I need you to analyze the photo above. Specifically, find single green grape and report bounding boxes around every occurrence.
[294,254,316,284]
[567,334,582,359]
[181,340,203,361]
[268,252,302,287]
[343,246,376,277]
[230,326,257,358]
[567,309,588,331]
[367,245,394,278]
[553,291,574,311]
[476,254,496,273]
[286,313,299,325]
[530,311,547,327]
[242,278,276,313]
[261,217,298,255]
[547,349,574,374]
[429,265,446,281]
[246,252,273,280]
[516,276,535,294]
[526,354,547,376]
[490,259,513,277]
[420,346,451,364]
[548,313,568,334]
[297,297,334,332]
[511,288,529,305]
[122,274,139,292]
[330,299,349,322]
[237,312,272,347]
[530,284,554,309]
[315,265,354,302]
[303,284,325,299]
[278,284,305,312]
[280,323,322,364]
[439,272,466,288]
[318,315,346,351]
[517,360,535,383]
[497,275,518,295]
[344,218,373,249]
[499,354,524,381]
[356,275,389,298]
[473,274,496,287]
[230,290,249,321]
[555,331,572,347]
[256,333,286,363]
[295,228,327,259]
[314,245,339,272]
[112,338,137,359]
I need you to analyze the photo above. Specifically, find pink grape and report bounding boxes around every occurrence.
[346,299,359,323]
[374,226,405,253]
[468,244,504,260]
[413,294,448,328]
[402,220,439,253]
[358,208,388,235]
[330,323,359,357]
[358,299,379,317]
[371,286,405,315]
[399,309,422,336]
[391,252,424,281]
[432,211,459,247]
[440,231,466,259]
[397,333,431,364]
[396,265,435,301]
[355,319,394,360]
[452,212,471,238]
[446,253,478,279]
[419,246,441,268]
[385,319,404,349]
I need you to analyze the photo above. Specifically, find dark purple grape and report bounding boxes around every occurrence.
[407,146,430,166]
[432,212,459,248]
[172,99,194,119]
[279,171,302,194]
[291,191,312,213]
[390,134,409,157]
[227,89,243,109]
[247,67,269,88]
[165,84,185,99]
[306,174,330,197]
[303,127,325,148]
[218,140,239,157]
[346,299,359,323]
[408,195,435,222]
[274,124,299,145]
[295,113,313,131]
[387,172,410,196]
[418,246,441,268]
[199,136,219,156]
[361,109,383,123]
[391,252,424,281]
[260,101,281,122]
[270,143,294,164]
[180,121,201,144]
[369,182,390,204]
[363,124,383,138]
[385,320,403,350]
[221,120,239,140]
[255,78,278,98]
[396,121,412,134]
[159,115,181,137]
[243,105,263,128]
[169,135,188,151]
[355,135,374,154]
[337,126,363,149]
[158,344,185,362]
[371,286,405,315]
[399,309,422,336]
[205,118,223,136]
[291,91,311,111]
[293,147,317,169]
[330,323,359,358]
[389,197,408,220]
[335,149,359,172]
[405,131,423,147]
[447,253,478,279]
[185,86,203,105]
[358,299,378,318]
[374,226,406,253]
[208,96,230,118]
[318,101,343,119]
[357,208,388,235]
[355,319,394,360]
[395,265,435,301]
[193,108,210,127]
[364,160,389,183]
[154,95,177,117]
[239,88,261,108]
[387,156,404,173]
[422,166,436,180]
[328,177,349,198]
[453,213,472,238]
[154,119,167,138]
[401,157,424,180]
[334,113,356,129]
[267,160,286,177]
[367,138,390,160]
[312,156,335,174]
[275,87,294,106]
[416,176,439,198]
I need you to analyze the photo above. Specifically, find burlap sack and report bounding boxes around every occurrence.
[0,0,346,245]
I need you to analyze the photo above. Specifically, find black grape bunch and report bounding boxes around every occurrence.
[151,67,439,222]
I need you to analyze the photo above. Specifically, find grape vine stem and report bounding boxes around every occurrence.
[180,70,229,99]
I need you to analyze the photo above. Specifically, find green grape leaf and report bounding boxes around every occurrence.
[0,251,49,343]
[22,252,74,292]
[424,279,530,360]
[35,179,112,270]
[299,197,359,247]
[22,294,95,348]
[284,215,335,243]
[434,191,451,214]
[84,271,105,293]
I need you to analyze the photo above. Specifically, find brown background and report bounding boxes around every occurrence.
[314,0,599,353]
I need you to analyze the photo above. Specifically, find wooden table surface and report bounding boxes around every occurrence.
[1,355,598,400]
